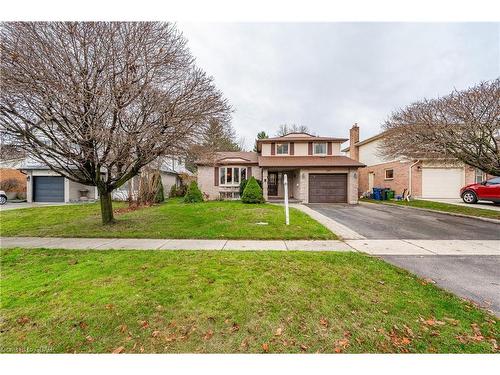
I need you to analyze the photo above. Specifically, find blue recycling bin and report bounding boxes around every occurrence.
[372,188,383,200]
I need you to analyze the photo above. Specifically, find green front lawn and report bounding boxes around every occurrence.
[0,199,335,240]
[1,249,498,353]
[363,199,500,220]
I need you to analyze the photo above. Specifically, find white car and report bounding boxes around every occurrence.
[0,190,7,205]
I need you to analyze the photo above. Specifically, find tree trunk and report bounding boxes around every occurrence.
[99,189,115,224]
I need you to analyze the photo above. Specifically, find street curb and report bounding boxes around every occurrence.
[359,201,500,224]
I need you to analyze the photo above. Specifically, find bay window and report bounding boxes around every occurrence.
[219,167,247,186]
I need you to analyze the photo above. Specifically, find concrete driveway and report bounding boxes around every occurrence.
[307,203,500,315]
[306,203,500,240]
[0,202,72,211]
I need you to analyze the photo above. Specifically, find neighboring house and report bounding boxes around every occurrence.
[342,124,494,199]
[19,158,98,203]
[112,156,190,201]
[196,132,365,204]
[18,155,190,203]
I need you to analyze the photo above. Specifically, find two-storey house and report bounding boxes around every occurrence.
[196,132,365,204]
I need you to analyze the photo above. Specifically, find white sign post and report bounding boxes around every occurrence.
[283,174,290,225]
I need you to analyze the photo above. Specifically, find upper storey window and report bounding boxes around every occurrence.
[276,143,289,155]
[313,142,327,155]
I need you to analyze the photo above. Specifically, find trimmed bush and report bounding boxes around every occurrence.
[239,179,248,197]
[184,181,203,203]
[241,176,264,204]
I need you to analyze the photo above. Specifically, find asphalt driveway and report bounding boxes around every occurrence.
[307,203,500,316]
[382,255,500,316]
[306,203,500,240]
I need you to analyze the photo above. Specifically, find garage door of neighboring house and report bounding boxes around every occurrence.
[33,176,65,202]
[421,168,463,199]
[308,174,347,203]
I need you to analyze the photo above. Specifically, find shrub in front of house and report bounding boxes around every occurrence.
[154,177,165,203]
[241,176,264,204]
[239,179,248,197]
[184,181,203,203]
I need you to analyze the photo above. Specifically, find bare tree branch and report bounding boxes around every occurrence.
[380,79,500,175]
[0,22,231,223]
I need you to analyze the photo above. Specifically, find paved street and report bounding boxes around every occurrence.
[382,255,500,316]
[306,203,500,239]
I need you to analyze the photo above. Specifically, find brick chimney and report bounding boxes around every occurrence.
[349,123,360,161]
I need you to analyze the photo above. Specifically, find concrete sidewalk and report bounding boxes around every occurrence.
[1,237,499,255]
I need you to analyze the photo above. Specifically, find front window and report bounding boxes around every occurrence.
[475,168,485,184]
[219,167,246,186]
[313,142,327,155]
[276,143,289,155]
[385,169,394,180]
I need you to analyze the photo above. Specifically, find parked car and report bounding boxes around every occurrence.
[460,177,500,204]
[0,190,7,205]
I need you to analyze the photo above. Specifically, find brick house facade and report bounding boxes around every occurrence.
[343,124,493,199]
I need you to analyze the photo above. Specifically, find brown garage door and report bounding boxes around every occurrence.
[308,174,347,203]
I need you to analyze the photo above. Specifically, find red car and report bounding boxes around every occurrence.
[460,176,500,204]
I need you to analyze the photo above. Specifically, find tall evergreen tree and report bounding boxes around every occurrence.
[253,131,269,152]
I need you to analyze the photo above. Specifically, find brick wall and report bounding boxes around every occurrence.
[358,160,422,197]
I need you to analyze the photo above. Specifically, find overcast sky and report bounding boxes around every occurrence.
[179,22,499,149]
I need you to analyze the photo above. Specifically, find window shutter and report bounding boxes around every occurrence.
[327,142,332,155]
[308,142,313,155]
[247,167,252,178]
[290,142,294,155]
[214,167,219,186]
[271,142,275,155]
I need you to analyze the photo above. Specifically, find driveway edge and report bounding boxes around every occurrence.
[358,201,500,224]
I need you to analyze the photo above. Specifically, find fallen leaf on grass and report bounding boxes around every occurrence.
[17,316,30,325]
[419,278,435,285]
[85,335,94,343]
[151,330,161,338]
[112,346,125,354]
[139,320,149,329]
[79,321,88,330]
[275,327,283,336]
[300,344,308,352]
[319,318,329,328]
[262,343,269,353]
[420,317,445,326]
[230,323,240,333]
[333,338,350,353]
[105,304,114,310]
[204,330,214,340]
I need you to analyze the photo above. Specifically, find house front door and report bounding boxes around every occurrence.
[268,172,278,196]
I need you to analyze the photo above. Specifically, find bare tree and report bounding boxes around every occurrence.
[381,79,500,176]
[0,22,230,223]
[275,124,310,137]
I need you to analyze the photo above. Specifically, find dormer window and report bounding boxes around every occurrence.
[313,142,327,155]
[276,143,289,155]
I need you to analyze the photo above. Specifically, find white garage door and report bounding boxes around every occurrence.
[422,168,464,198]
